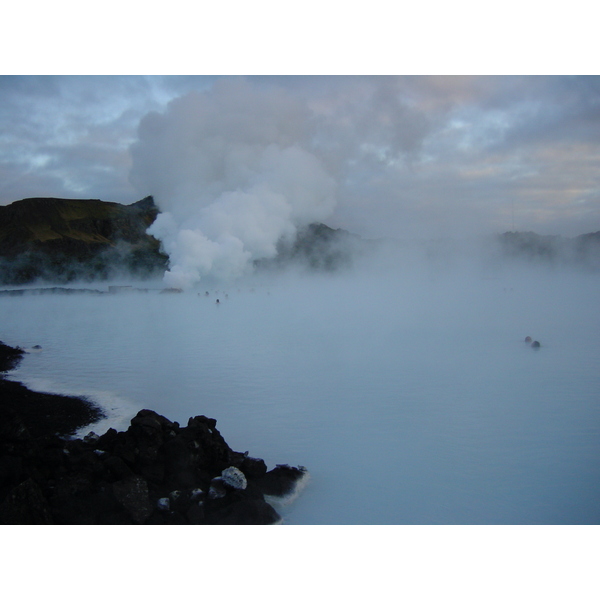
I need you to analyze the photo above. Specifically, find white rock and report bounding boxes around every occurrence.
[221,466,247,490]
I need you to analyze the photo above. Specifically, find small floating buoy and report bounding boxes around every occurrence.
[525,336,532,343]
[531,340,541,348]
[215,299,220,304]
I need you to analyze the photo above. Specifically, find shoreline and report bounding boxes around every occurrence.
[0,339,308,524]
[0,341,105,438]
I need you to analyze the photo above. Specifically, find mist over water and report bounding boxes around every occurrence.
[2,248,599,524]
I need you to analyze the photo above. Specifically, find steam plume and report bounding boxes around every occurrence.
[129,79,337,288]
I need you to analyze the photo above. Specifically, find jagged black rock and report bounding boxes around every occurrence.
[0,341,308,524]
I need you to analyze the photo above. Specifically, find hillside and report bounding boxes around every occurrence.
[5,194,596,286]
[0,196,168,284]
[255,222,370,272]
[497,231,600,267]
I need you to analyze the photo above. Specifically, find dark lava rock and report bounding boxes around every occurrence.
[0,379,104,439]
[255,464,309,500]
[0,341,308,524]
[0,478,53,524]
[1,340,105,438]
[204,494,282,525]
[0,341,24,373]
[112,475,153,524]
[239,454,268,479]
[0,406,307,524]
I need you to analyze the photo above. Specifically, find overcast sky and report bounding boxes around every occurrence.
[1,75,599,240]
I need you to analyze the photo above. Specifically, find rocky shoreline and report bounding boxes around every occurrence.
[0,341,308,524]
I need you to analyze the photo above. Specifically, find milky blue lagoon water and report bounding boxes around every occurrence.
[2,264,599,524]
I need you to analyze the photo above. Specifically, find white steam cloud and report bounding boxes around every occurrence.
[129,79,337,288]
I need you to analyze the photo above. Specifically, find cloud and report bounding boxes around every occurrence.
[0,76,188,203]
[2,75,599,244]
[130,78,337,287]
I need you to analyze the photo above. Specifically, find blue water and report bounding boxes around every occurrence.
[1,265,599,524]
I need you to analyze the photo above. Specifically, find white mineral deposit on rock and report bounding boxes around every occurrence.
[221,466,247,490]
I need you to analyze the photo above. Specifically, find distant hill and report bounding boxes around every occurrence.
[0,196,168,284]
[254,222,369,272]
[497,231,600,268]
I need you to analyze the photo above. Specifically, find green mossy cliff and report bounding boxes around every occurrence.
[0,196,168,284]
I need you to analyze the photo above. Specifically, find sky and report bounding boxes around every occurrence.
[1,74,599,242]
[1,2,599,248]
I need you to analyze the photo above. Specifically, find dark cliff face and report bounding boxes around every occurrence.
[0,196,168,284]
